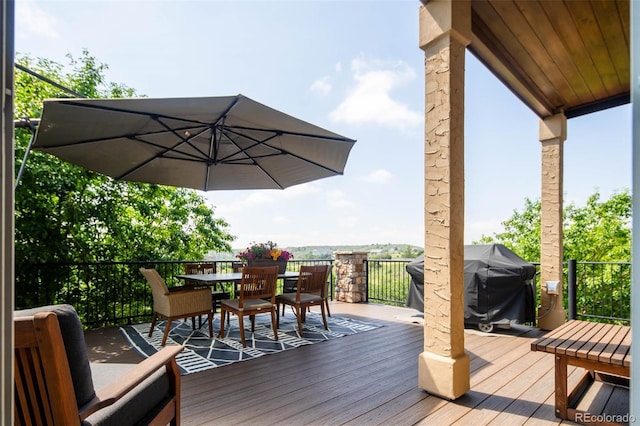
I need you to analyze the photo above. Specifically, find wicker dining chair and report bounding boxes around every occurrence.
[218,266,279,347]
[276,264,331,333]
[140,267,214,345]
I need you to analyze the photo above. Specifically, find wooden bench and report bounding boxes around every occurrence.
[531,320,631,425]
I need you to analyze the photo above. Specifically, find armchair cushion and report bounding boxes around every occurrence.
[82,369,171,426]
[14,304,96,407]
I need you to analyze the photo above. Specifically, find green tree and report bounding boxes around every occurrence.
[563,191,631,262]
[477,190,631,263]
[478,190,632,321]
[14,51,235,297]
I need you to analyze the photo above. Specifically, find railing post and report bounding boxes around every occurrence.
[364,259,369,301]
[568,259,577,320]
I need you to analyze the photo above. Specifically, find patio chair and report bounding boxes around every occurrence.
[14,304,183,425]
[183,261,230,312]
[281,265,331,318]
[276,264,331,333]
[218,266,279,347]
[184,261,216,282]
[140,267,214,345]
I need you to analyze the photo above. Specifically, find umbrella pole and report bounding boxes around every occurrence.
[14,118,37,189]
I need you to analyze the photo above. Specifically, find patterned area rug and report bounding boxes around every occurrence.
[120,311,381,375]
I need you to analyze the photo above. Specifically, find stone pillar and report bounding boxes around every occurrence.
[538,113,567,330]
[334,251,367,303]
[417,0,470,400]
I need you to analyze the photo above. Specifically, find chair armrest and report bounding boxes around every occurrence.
[78,345,183,420]
[168,285,196,292]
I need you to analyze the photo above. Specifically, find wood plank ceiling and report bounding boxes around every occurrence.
[468,0,630,119]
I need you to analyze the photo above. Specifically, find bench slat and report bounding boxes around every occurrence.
[531,320,589,353]
[601,326,630,366]
[588,324,625,363]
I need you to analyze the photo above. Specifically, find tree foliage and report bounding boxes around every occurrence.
[477,190,632,321]
[476,189,631,263]
[14,51,235,269]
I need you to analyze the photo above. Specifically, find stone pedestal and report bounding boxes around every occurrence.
[334,251,367,303]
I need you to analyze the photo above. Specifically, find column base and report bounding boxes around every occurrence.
[418,351,470,400]
[537,303,566,330]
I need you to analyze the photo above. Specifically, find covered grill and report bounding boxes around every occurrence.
[406,244,537,332]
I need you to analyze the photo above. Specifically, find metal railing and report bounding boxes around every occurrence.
[567,260,631,324]
[15,257,630,327]
[15,259,334,328]
[365,258,631,324]
[365,259,413,306]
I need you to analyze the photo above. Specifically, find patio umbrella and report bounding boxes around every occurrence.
[30,95,356,190]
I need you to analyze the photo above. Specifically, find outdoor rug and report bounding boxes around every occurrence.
[120,311,382,375]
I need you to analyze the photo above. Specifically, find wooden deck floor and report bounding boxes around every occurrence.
[85,302,629,425]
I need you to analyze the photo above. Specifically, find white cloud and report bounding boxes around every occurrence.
[273,215,289,224]
[329,57,421,131]
[208,183,322,215]
[325,189,356,208]
[16,0,59,40]
[280,182,322,198]
[335,215,359,229]
[361,169,393,184]
[309,76,332,96]
[208,191,276,219]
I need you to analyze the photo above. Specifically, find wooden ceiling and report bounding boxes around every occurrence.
[467,0,630,119]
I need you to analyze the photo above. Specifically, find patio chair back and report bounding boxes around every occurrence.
[184,262,216,275]
[298,264,331,297]
[238,266,279,307]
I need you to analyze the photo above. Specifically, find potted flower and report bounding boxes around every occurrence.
[236,241,294,273]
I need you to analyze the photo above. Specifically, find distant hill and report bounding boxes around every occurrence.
[207,243,424,261]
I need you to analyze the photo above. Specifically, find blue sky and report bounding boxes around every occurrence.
[15,0,632,249]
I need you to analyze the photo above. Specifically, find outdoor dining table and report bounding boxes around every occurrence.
[175,271,300,296]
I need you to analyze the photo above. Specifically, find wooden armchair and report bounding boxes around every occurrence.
[14,304,183,425]
[276,265,331,333]
[218,266,279,347]
[140,268,214,345]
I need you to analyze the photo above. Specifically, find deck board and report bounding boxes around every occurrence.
[84,302,629,425]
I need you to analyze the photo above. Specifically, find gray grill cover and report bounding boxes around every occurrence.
[406,244,536,326]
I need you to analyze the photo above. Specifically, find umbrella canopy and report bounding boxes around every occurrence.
[31,95,356,191]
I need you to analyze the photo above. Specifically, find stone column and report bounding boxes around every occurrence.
[334,251,367,303]
[417,0,470,400]
[538,113,567,330]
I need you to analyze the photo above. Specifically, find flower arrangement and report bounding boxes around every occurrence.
[236,241,294,263]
